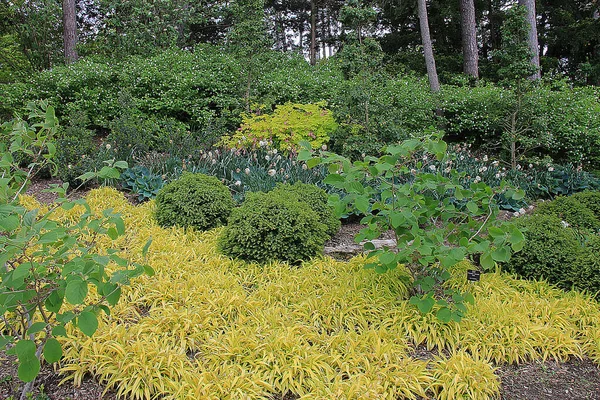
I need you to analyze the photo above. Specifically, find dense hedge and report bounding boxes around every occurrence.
[2,47,599,166]
[271,182,340,238]
[506,214,582,290]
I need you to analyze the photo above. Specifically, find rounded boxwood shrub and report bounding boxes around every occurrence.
[155,172,234,230]
[573,235,600,298]
[571,191,600,219]
[217,191,329,264]
[534,196,600,232]
[271,182,340,238]
[505,214,582,290]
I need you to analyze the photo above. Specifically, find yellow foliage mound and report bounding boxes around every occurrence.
[19,188,600,400]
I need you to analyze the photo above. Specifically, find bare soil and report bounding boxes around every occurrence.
[0,353,116,399]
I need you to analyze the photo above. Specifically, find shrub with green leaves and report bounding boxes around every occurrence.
[271,182,340,238]
[534,196,600,232]
[218,191,329,264]
[221,102,337,153]
[574,235,600,297]
[155,172,234,230]
[55,114,99,188]
[300,132,526,323]
[505,214,582,290]
[571,191,600,219]
[0,104,153,399]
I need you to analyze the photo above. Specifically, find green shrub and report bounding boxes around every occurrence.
[155,172,234,230]
[217,191,329,264]
[54,113,99,188]
[329,75,436,159]
[220,102,337,153]
[571,191,600,219]
[505,214,582,289]
[534,196,600,232]
[574,235,600,297]
[271,182,340,237]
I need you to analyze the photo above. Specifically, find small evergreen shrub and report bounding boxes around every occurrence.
[217,191,328,264]
[155,172,234,230]
[534,196,600,231]
[574,235,600,297]
[271,182,340,237]
[505,214,581,289]
[571,191,600,219]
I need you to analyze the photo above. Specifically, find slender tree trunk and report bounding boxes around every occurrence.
[62,0,78,64]
[460,0,479,78]
[310,0,317,65]
[518,0,541,79]
[417,0,440,93]
[327,12,333,57]
[320,8,327,59]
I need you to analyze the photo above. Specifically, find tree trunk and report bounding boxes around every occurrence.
[320,7,327,59]
[417,0,440,93]
[518,0,541,79]
[62,0,78,64]
[460,0,479,78]
[310,0,317,65]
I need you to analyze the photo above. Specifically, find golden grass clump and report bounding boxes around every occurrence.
[430,351,500,400]
[16,187,600,399]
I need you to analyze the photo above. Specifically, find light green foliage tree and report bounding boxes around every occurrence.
[339,0,377,45]
[0,104,153,399]
[300,131,525,322]
[227,0,271,111]
[494,5,542,170]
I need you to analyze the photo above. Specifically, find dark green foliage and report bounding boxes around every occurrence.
[493,5,538,82]
[330,75,436,159]
[574,235,600,298]
[272,182,340,238]
[155,173,234,230]
[218,191,329,264]
[535,196,600,232]
[120,166,164,202]
[571,191,600,219]
[441,84,600,166]
[55,114,99,188]
[505,214,581,290]
[106,107,190,163]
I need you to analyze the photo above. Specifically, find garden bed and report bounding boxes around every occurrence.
[4,187,599,400]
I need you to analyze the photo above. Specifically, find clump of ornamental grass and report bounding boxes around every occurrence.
[16,188,600,400]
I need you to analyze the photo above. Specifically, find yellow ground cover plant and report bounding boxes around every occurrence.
[16,188,600,400]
